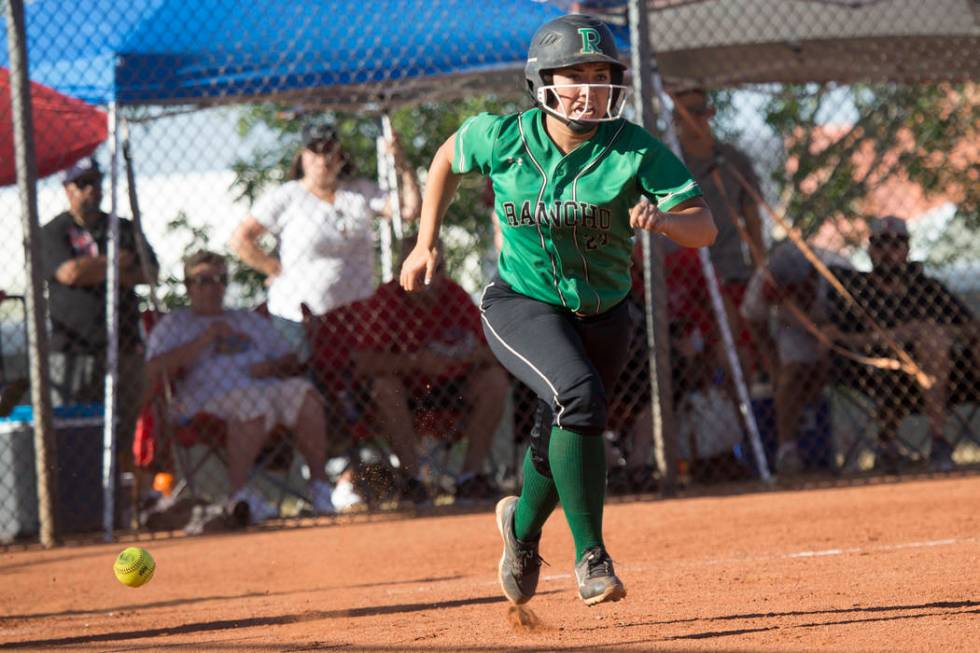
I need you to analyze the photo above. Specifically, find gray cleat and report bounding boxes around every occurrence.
[495,496,544,605]
[574,546,626,606]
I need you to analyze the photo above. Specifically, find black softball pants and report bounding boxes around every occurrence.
[480,278,633,472]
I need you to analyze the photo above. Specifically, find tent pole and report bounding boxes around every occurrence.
[376,113,403,281]
[101,102,121,541]
[121,118,161,313]
[375,132,393,281]
[5,0,60,547]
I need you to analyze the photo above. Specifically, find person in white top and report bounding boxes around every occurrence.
[145,250,362,521]
[230,122,421,358]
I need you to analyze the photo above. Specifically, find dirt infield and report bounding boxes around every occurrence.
[1,476,978,651]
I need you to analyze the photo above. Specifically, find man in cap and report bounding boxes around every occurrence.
[40,157,159,481]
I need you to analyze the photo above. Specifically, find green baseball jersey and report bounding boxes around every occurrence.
[453,108,701,315]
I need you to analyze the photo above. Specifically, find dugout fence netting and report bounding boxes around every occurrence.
[1,0,977,545]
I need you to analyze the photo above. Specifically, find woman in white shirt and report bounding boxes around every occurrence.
[230,123,420,358]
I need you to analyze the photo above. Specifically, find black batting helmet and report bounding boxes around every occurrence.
[525,14,626,99]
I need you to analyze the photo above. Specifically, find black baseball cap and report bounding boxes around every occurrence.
[63,157,102,185]
[301,123,340,149]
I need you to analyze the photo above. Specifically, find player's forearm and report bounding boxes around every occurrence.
[661,204,717,248]
[416,139,461,251]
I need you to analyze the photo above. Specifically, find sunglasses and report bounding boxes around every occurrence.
[186,273,228,287]
[869,236,909,248]
[305,139,341,156]
[72,177,102,189]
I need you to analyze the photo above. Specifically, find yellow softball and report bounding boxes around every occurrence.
[113,547,155,588]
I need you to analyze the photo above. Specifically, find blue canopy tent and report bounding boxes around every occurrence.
[0,0,567,109]
[7,0,974,110]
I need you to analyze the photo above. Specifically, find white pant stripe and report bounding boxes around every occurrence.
[479,311,567,429]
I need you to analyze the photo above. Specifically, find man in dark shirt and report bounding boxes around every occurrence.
[830,216,974,473]
[40,158,158,473]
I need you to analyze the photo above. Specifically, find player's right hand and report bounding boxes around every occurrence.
[400,245,439,292]
[630,197,668,233]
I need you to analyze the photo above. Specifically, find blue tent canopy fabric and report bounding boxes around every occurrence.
[3,0,975,107]
[1,0,567,107]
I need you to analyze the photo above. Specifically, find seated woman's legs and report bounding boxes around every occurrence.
[225,415,272,493]
[289,387,330,484]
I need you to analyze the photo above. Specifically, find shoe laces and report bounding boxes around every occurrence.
[582,547,613,579]
[514,539,547,571]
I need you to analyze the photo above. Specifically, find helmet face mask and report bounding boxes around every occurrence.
[536,82,630,124]
[525,14,629,130]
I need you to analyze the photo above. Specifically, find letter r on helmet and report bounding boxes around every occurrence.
[578,27,601,54]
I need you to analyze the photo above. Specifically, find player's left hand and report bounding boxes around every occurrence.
[400,244,439,292]
[630,197,668,233]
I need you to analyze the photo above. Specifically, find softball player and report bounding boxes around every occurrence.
[401,14,717,606]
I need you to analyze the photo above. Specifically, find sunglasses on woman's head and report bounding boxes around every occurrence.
[306,139,340,155]
[186,273,228,287]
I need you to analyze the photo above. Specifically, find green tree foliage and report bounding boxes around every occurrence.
[763,83,977,263]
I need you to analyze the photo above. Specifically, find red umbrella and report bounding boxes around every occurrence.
[0,68,107,186]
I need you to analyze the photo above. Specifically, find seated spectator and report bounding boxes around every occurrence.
[829,216,975,473]
[145,250,354,522]
[677,360,749,483]
[741,242,837,475]
[351,237,510,504]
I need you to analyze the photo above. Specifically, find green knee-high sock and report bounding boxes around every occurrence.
[514,448,560,541]
[549,427,606,562]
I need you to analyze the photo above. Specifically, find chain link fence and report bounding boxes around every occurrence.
[1,0,977,545]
